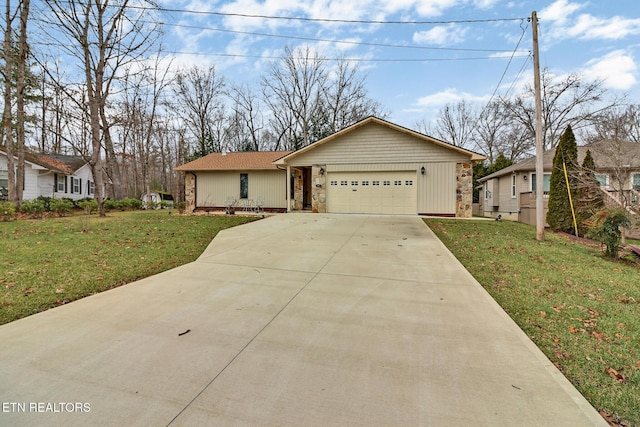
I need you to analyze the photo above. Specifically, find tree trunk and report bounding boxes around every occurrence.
[3,2,16,202]
[15,0,30,206]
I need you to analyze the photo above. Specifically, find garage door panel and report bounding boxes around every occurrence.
[327,171,417,214]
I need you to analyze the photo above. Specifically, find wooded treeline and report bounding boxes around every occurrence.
[1,1,384,214]
[2,1,638,216]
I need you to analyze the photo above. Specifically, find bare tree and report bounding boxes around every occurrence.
[41,0,160,216]
[507,69,617,150]
[475,101,530,162]
[319,58,384,136]
[173,65,225,158]
[262,45,327,150]
[433,100,476,149]
[2,0,30,205]
[2,1,18,202]
[588,104,640,144]
[14,0,30,205]
[228,84,264,151]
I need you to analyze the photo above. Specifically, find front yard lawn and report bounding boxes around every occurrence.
[0,211,257,325]
[425,218,640,427]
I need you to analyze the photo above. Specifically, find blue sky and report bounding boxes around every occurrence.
[151,0,640,129]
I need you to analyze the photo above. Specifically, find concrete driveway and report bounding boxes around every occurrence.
[0,214,606,426]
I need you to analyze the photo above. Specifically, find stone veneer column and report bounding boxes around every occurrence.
[311,164,326,213]
[456,163,473,218]
[293,169,303,211]
[185,173,196,213]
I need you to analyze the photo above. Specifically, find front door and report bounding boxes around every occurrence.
[303,167,312,209]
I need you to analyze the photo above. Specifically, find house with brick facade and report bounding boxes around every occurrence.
[176,117,485,217]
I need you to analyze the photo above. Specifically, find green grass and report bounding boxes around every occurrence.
[425,218,640,426]
[0,211,257,325]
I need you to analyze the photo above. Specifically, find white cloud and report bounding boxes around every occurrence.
[568,14,640,40]
[539,0,584,26]
[413,24,468,45]
[583,50,637,90]
[539,0,640,42]
[415,88,489,107]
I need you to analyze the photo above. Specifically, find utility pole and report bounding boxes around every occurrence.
[532,11,545,241]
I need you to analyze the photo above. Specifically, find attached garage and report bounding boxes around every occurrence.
[327,171,417,214]
[275,117,485,217]
[177,117,484,218]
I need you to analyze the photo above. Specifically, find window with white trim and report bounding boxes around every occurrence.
[595,174,609,187]
[73,178,80,194]
[511,174,517,198]
[57,175,65,192]
[531,173,551,192]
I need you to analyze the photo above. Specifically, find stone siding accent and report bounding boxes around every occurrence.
[185,173,196,212]
[456,163,473,218]
[311,164,326,213]
[293,168,303,211]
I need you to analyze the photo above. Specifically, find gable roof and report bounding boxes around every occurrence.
[479,140,640,182]
[274,116,486,165]
[175,151,292,171]
[0,148,87,175]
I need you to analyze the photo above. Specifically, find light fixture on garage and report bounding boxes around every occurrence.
[421,166,425,175]
[523,175,528,181]
[319,167,325,176]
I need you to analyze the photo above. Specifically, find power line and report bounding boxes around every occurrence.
[134,4,527,25]
[102,49,530,63]
[145,20,522,54]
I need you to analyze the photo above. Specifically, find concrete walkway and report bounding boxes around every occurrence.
[0,214,606,426]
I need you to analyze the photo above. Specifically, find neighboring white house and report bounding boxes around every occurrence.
[0,149,96,201]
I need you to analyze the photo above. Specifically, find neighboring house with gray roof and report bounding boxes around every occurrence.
[478,140,640,225]
[0,149,97,201]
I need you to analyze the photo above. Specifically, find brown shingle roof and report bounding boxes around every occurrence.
[32,155,75,174]
[175,151,292,171]
[1,147,86,175]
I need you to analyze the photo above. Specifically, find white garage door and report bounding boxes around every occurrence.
[327,171,417,214]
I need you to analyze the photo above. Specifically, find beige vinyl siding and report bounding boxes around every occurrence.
[196,170,286,208]
[485,179,498,209]
[419,162,456,214]
[287,122,469,166]
[497,175,519,213]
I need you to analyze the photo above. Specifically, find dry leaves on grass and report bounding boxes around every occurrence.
[605,367,627,384]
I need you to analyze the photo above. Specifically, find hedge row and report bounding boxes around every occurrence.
[0,197,145,220]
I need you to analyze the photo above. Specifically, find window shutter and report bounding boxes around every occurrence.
[54,174,58,193]
[65,176,68,193]
[70,178,74,194]
[79,178,82,194]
